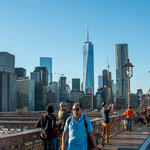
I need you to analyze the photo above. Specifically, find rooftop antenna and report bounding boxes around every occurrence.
[107,58,110,71]
[87,25,89,42]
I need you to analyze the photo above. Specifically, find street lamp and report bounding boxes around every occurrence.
[123,58,134,108]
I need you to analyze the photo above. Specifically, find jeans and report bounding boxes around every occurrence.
[127,118,132,131]
[43,141,53,150]
[52,138,60,150]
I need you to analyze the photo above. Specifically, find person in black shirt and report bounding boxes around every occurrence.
[101,102,112,146]
[35,105,56,150]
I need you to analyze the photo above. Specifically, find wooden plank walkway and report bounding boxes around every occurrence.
[98,124,150,150]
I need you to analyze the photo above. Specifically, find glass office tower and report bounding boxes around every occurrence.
[40,57,52,83]
[116,43,128,105]
[83,30,94,94]
[72,78,80,91]
[98,75,103,89]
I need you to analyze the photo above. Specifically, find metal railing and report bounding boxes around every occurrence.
[0,114,127,150]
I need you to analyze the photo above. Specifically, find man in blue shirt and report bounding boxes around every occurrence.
[61,103,97,150]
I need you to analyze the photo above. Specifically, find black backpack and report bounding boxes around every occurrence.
[40,114,56,141]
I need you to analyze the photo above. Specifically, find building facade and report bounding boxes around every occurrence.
[30,72,40,83]
[72,78,80,91]
[15,67,26,79]
[83,32,94,94]
[17,79,35,111]
[98,75,103,89]
[40,57,52,83]
[34,67,48,84]
[35,82,47,111]
[0,52,17,112]
[116,43,128,107]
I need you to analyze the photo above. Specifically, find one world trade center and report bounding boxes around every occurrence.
[83,28,94,94]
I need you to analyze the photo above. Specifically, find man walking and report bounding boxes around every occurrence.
[35,105,56,150]
[124,106,135,131]
[101,102,112,146]
[61,103,97,150]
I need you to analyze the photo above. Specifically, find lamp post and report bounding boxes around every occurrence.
[123,58,134,108]
[147,88,150,106]
[138,92,143,112]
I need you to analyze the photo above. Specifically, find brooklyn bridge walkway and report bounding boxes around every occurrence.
[97,124,150,150]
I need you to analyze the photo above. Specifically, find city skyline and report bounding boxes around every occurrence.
[0,1,150,93]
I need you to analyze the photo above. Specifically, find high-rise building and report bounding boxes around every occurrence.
[102,70,112,88]
[116,43,128,106]
[58,76,68,102]
[35,83,47,111]
[40,57,52,83]
[17,79,35,111]
[30,72,40,83]
[47,82,59,102]
[83,28,94,94]
[98,75,103,89]
[15,67,26,79]
[0,52,17,112]
[59,76,66,91]
[72,78,80,91]
[34,67,48,84]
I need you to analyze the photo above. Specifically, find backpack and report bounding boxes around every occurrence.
[40,114,56,141]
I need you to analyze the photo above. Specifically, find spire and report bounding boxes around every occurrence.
[87,25,89,42]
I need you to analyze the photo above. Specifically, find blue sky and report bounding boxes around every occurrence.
[0,0,150,93]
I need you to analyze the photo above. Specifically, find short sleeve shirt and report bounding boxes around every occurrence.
[101,108,110,123]
[64,113,93,150]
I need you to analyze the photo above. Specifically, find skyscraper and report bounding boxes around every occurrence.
[116,43,128,106]
[72,78,80,91]
[15,67,26,79]
[0,52,17,112]
[40,57,52,83]
[98,75,103,89]
[34,67,48,84]
[83,28,94,94]
[17,79,35,111]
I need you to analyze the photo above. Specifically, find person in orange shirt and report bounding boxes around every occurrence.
[124,106,135,131]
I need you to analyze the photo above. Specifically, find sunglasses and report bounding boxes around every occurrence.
[72,108,80,111]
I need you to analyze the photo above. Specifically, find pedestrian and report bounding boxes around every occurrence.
[58,102,70,134]
[57,102,70,149]
[35,105,56,150]
[101,102,112,147]
[147,107,150,123]
[61,103,98,150]
[124,106,135,131]
[135,111,146,125]
[144,108,149,124]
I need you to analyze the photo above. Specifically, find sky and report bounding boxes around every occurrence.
[0,0,150,94]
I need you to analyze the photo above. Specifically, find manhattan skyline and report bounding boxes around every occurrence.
[0,0,150,93]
